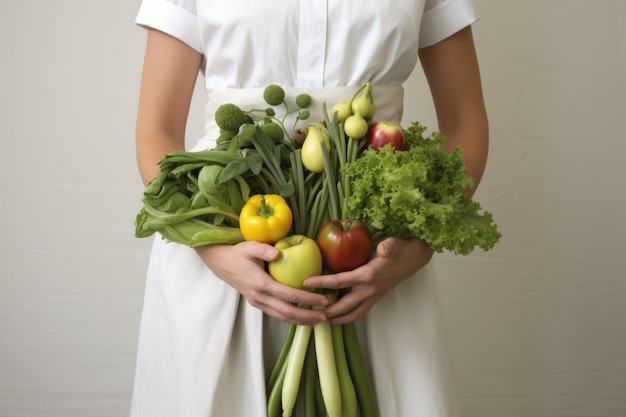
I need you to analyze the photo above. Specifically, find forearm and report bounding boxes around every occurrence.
[136,128,185,186]
[441,117,489,197]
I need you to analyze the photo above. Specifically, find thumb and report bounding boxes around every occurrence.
[244,241,281,262]
[376,237,400,259]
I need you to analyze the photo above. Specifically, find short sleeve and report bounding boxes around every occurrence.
[419,0,478,48]
[135,0,202,53]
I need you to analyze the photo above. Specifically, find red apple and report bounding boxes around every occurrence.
[317,219,373,273]
[364,121,406,152]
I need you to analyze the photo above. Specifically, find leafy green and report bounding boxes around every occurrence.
[135,150,246,246]
[342,121,501,255]
[134,133,298,246]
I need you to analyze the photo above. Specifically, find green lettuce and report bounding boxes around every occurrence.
[342,122,501,255]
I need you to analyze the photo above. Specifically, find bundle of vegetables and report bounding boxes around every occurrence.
[134,82,501,417]
[135,86,309,245]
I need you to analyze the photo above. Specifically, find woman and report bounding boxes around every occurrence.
[131,1,488,416]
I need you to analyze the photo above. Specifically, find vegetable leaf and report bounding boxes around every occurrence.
[342,121,501,255]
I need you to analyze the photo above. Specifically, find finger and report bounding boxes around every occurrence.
[328,307,369,325]
[318,290,362,318]
[327,300,373,325]
[262,297,328,325]
[302,271,357,290]
[271,283,329,308]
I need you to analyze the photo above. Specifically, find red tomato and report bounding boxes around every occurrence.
[317,219,373,273]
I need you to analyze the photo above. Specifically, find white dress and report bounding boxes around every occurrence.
[131,1,478,416]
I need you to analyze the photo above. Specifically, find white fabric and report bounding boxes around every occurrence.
[135,0,478,94]
[131,1,478,416]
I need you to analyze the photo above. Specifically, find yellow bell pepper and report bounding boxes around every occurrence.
[239,194,293,244]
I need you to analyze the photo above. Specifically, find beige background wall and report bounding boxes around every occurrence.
[1,1,625,416]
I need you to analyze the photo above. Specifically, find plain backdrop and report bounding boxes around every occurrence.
[1,1,625,416]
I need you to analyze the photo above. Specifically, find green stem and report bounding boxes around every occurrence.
[304,336,318,417]
[323,104,346,172]
[143,204,240,224]
[268,323,297,391]
[252,130,287,186]
[306,181,327,239]
[332,324,357,417]
[267,355,289,417]
[259,168,285,195]
[256,195,275,218]
[306,180,330,239]
[316,188,330,235]
[290,150,307,235]
[320,134,341,221]
[336,182,345,220]
[343,322,378,417]
[283,324,313,417]
[347,82,369,108]
[314,372,326,417]
[341,137,360,216]
[305,175,324,214]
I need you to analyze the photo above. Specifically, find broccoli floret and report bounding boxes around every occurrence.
[262,121,285,144]
[263,84,285,106]
[295,93,312,108]
[215,103,246,132]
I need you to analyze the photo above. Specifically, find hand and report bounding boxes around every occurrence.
[194,241,329,325]
[302,237,434,324]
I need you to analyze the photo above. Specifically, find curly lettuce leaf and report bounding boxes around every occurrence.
[342,121,501,255]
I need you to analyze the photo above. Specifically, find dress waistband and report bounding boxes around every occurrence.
[193,85,405,151]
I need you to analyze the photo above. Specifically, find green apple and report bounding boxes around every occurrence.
[268,235,323,289]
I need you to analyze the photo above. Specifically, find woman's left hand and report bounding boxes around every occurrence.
[302,237,434,324]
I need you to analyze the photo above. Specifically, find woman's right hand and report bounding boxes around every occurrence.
[194,242,329,325]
